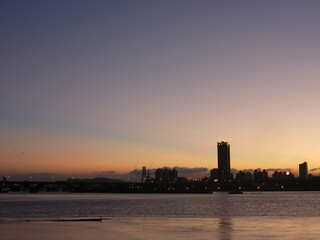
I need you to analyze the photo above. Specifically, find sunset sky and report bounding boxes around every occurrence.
[1,1,320,179]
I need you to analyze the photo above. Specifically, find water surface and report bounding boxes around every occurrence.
[1,192,320,239]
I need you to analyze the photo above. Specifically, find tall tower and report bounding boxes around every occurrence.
[141,166,147,183]
[299,162,308,179]
[217,141,230,181]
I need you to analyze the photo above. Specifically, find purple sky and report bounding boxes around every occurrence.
[1,1,320,179]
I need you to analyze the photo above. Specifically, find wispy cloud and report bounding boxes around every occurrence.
[130,166,209,175]
[172,167,209,174]
[266,168,292,172]
[231,168,292,174]
[197,142,216,151]
[310,168,320,172]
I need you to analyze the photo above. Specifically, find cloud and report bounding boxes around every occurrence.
[231,168,260,174]
[239,169,256,173]
[130,166,209,175]
[172,167,209,174]
[231,168,293,174]
[197,142,216,151]
[265,168,292,172]
[310,168,320,172]
[230,168,239,174]
[130,169,142,175]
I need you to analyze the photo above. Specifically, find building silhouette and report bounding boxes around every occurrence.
[155,168,177,182]
[254,169,268,180]
[210,168,219,181]
[217,141,231,181]
[272,171,295,180]
[245,172,253,181]
[235,171,253,181]
[141,166,147,183]
[299,162,308,179]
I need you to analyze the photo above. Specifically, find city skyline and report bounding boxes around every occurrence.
[0,155,314,182]
[0,140,316,191]
[2,1,320,177]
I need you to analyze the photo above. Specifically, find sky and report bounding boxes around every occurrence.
[1,0,320,180]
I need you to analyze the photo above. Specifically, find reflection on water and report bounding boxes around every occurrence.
[218,218,232,240]
[2,217,320,240]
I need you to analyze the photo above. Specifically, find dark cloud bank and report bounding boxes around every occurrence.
[130,167,209,175]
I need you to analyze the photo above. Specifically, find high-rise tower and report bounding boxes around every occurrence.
[299,162,308,179]
[141,166,147,183]
[217,141,230,181]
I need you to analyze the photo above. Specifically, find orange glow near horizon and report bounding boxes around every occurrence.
[1,120,319,176]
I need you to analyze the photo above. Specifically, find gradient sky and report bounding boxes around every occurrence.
[1,0,320,178]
